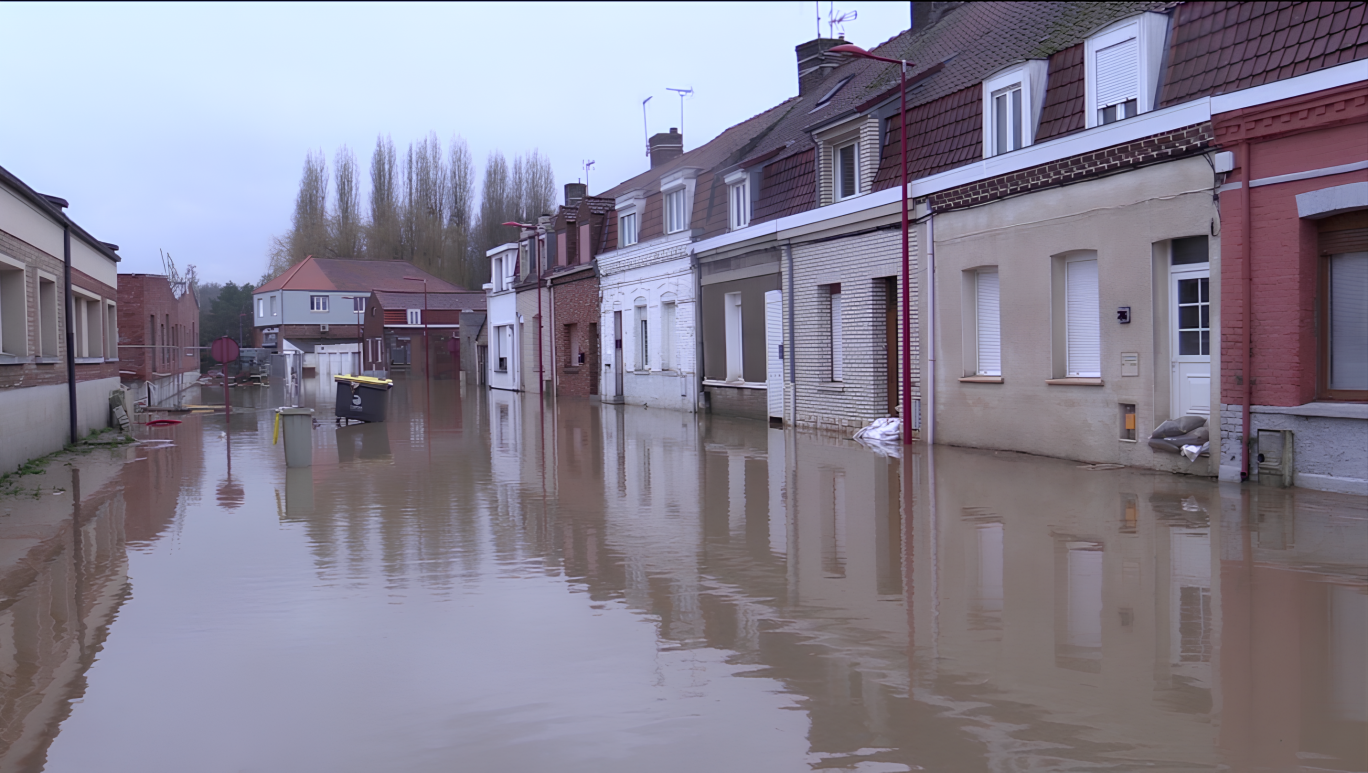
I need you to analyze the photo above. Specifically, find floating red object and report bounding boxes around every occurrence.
[143,419,183,427]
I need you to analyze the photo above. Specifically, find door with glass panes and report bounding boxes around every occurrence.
[1170,237,1210,418]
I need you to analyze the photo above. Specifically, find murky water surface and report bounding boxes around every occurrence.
[1,380,1365,772]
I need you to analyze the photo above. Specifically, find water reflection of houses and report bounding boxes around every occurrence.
[0,436,200,768]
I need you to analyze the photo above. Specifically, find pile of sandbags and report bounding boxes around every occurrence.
[1148,415,1209,462]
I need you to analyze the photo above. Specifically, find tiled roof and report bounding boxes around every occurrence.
[753,149,815,222]
[1160,1,1368,107]
[747,2,1173,220]
[1036,44,1086,142]
[371,290,487,311]
[256,257,467,294]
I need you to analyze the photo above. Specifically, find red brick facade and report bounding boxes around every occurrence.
[550,269,600,397]
[1213,81,1368,408]
[117,274,200,383]
[0,227,119,390]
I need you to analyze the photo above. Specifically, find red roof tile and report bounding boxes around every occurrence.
[255,256,467,294]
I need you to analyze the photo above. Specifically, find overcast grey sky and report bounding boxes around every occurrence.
[2,2,912,285]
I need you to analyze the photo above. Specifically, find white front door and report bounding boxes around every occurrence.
[1171,267,1211,418]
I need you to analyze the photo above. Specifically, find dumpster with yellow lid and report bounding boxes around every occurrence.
[334,374,394,423]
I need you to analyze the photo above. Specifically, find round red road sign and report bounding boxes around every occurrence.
[210,336,240,363]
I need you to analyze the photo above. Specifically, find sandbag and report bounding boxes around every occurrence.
[1150,414,1206,439]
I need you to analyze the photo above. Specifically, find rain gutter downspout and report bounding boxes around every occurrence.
[925,208,936,446]
[546,274,556,396]
[1239,142,1253,480]
[63,225,78,446]
[785,241,796,419]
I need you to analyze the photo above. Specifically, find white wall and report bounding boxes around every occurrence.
[0,377,119,475]
[598,250,697,412]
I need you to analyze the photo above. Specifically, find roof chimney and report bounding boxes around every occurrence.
[564,182,586,207]
[649,128,683,168]
[795,37,846,96]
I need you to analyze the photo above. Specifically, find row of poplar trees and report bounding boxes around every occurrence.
[266,134,557,289]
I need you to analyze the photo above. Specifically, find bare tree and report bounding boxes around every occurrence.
[446,135,475,286]
[332,145,362,258]
[288,150,330,263]
[367,134,400,261]
[471,151,514,280]
[518,149,556,224]
[403,133,448,278]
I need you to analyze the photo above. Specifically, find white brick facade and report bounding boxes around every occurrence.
[788,228,919,432]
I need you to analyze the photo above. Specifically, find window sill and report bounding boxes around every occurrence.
[34,357,60,364]
[817,382,846,393]
[959,376,1004,384]
[0,355,30,365]
[703,379,766,390]
[75,357,104,365]
[562,367,581,375]
[1046,377,1104,386]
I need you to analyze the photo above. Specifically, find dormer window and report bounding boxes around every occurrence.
[666,189,687,233]
[615,190,647,249]
[981,61,1046,157]
[835,140,859,200]
[620,212,638,245]
[1084,13,1169,129]
[725,169,750,230]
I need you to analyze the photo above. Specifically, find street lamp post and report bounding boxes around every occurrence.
[341,295,364,375]
[403,276,428,377]
[830,44,915,445]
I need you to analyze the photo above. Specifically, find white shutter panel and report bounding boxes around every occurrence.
[976,269,1001,376]
[1066,259,1101,377]
[1095,36,1138,108]
[1330,252,1368,390]
[831,291,843,381]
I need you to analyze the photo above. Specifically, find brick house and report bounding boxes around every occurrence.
[117,272,200,405]
[360,288,485,380]
[252,256,466,374]
[1207,20,1367,492]
[0,164,123,473]
[551,190,611,398]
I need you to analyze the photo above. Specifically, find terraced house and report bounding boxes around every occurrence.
[692,1,1365,481]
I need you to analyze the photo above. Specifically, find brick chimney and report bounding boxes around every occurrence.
[796,37,845,96]
[564,182,586,207]
[649,128,683,168]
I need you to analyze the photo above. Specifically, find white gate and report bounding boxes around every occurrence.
[765,290,783,422]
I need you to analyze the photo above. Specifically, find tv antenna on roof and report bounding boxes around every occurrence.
[666,87,693,141]
[582,159,595,190]
[642,96,652,157]
[827,2,856,38]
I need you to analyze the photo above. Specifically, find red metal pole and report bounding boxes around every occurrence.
[900,59,912,445]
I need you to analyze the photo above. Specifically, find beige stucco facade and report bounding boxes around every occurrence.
[930,156,1221,473]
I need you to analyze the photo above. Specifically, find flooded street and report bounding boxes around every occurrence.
[2,379,1365,773]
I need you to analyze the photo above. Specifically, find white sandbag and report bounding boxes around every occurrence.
[854,417,901,442]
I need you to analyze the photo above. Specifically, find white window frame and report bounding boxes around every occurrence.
[829,285,844,381]
[406,308,421,326]
[975,268,1001,376]
[620,211,638,246]
[981,61,1047,158]
[0,254,27,357]
[634,300,649,371]
[659,169,699,237]
[665,189,687,234]
[310,294,329,313]
[352,296,365,313]
[256,297,265,319]
[725,169,750,231]
[834,140,860,201]
[1064,256,1101,378]
[724,292,744,382]
[660,298,676,371]
[270,295,278,316]
[1084,13,1169,129]
[615,190,647,249]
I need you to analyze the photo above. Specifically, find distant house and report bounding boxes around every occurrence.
[360,287,485,379]
[252,256,468,373]
[0,164,123,473]
[484,242,521,391]
[117,272,199,406]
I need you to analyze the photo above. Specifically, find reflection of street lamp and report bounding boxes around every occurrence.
[341,295,364,375]
[403,276,428,376]
[830,43,916,445]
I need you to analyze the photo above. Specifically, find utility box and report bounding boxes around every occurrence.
[1256,429,1294,488]
[278,407,315,468]
[334,375,394,423]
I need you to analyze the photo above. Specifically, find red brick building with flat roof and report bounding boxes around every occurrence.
[117,273,200,393]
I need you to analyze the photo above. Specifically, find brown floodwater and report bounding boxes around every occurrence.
[1,378,1364,772]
